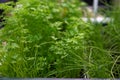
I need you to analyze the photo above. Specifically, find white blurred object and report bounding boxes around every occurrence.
[81,0,112,23]
[81,17,112,23]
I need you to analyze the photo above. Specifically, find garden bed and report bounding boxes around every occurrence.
[0,0,120,78]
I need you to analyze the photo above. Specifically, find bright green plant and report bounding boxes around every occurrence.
[0,0,84,78]
[48,20,94,78]
[0,0,119,78]
[102,6,120,78]
[86,24,112,78]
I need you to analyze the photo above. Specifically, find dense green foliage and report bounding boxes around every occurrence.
[0,0,120,78]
